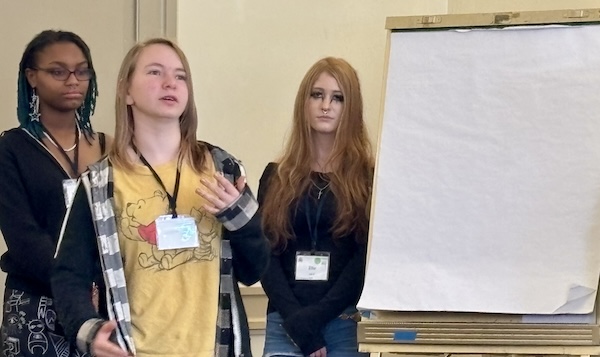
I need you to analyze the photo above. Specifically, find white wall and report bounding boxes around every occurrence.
[177,0,449,191]
[177,0,600,193]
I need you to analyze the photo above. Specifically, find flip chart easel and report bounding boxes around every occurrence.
[359,8,600,357]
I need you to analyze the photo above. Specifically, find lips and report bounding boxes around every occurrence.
[63,92,83,99]
[160,95,178,102]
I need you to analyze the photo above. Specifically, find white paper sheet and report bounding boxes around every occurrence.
[358,25,600,314]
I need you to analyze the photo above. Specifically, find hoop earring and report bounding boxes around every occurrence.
[29,89,40,122]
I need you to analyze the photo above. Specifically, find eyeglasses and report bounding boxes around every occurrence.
[34,67,94,81]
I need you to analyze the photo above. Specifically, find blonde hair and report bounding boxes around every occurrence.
[109,38,207,171]
[261,57,374,251]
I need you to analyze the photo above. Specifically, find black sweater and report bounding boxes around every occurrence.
[258,163,368,355]
[0,128,73,297]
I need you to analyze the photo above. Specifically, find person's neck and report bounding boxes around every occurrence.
[311,133,335,172]
[39,107,77,133]
[133,117,181,166]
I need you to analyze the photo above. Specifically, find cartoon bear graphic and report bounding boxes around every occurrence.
[118,190,167,244]
[119,190,218,270]
[191,207,219,261]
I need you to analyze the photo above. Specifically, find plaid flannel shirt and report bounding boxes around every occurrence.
[76,143,258,356]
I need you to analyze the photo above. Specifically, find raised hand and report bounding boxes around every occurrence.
[196,172,246,214]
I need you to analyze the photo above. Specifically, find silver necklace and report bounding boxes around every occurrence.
[43,123,81,152]
[311,179,331,200]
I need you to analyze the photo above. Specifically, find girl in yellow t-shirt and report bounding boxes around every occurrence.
[52,38,269,357]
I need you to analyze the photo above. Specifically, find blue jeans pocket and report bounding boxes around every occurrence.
[262,312,304,357]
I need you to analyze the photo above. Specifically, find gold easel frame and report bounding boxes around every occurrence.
[360,8,600,357]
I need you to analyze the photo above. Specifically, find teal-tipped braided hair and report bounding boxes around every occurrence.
[16,30,98,140]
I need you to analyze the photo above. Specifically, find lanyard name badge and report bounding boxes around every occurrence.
[135,145,199,251]
[295,193,330,281]
[62,179,78,209]
[41,124,80,208]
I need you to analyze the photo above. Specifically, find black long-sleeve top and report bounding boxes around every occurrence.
[0,128,72,297]
[258,162,368,355]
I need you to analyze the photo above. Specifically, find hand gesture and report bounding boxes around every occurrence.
[196,173,246,214]
[310,346,327,357]
[90,321,129,357]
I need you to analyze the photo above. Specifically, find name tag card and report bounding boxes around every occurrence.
[156,215,199,250]
[295,251,330,281]
[62,179,78,209]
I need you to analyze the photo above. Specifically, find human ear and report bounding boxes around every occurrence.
[25,68,37,88]
[124,82,134,105]
[126,92,134,106]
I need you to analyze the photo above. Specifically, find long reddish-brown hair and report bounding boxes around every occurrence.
[109,38,207,172]
[261,57,374,251]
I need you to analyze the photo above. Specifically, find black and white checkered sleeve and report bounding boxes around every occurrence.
[214,185,259,231]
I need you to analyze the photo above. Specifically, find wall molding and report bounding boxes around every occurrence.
[135,0,177,41]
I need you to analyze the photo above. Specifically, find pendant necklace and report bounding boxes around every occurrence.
[311,178,331,200]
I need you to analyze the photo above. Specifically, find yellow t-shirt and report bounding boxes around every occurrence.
[113,157,220,357]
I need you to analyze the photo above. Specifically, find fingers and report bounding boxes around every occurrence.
[96,320,116,341]
[212,173,240,196]
[196,173,244,214]
[91,321,129,357]
[318,347,327,357]
[309,347,327,357]
[235,176,246,193]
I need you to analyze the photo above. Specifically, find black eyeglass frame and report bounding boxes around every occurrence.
[33,67,95,81]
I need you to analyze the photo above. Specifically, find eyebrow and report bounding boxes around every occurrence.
[312,87,342,93]
[46,60,88,67]
[144,63,186,72]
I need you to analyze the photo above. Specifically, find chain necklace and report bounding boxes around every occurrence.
[43,122,81,152]
[311,178,331,200]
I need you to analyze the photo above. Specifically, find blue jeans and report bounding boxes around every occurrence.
[262,308,367,357]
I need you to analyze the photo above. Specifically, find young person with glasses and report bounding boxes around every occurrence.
[0,30,111,356]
